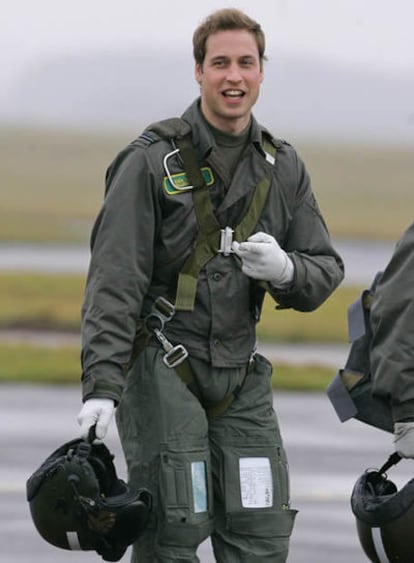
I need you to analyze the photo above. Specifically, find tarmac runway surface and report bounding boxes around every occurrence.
[2,383,409,563]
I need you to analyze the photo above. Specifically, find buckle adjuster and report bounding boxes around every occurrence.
[218,226,234,256]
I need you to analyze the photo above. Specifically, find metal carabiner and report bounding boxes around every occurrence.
[163,148,194,191]
[152,328,189,368]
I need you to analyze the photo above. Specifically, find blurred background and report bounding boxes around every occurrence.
[2,0,414,247]
[2,0,414,141]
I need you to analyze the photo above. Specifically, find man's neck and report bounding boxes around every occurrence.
[200,105,251,135]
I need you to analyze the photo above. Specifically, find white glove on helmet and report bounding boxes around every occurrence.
[77,398,115,441]
[232,232,294,287]
[394,421,414,458]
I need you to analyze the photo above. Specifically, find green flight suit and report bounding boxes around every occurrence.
[80,98,344,561]
[370,221,414,423]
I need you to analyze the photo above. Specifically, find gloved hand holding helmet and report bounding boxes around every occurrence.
[394,421,414,458]
[78,398,115,441]
[232,232,294,287]
[26,432,151,561]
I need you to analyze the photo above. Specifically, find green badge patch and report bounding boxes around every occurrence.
[163,167,214,195]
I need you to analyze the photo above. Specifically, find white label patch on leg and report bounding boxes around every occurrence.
[191,461,208,513]
[239,457,273,508]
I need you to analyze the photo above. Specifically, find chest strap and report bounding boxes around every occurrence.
[174,134,276,312]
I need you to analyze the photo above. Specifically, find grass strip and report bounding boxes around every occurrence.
[0,272,85,331]
[0,342,80,384]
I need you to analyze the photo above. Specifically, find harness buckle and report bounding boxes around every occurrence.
[145,298,189,368]
[152,328,189,368]
[145,297,175,332]
[218,226,234,256]
[163,344,189,368]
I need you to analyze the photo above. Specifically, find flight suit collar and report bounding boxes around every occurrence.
[181,99,274,211]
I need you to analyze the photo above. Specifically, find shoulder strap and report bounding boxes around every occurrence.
[174,134,221,310]
[233,136,277,243]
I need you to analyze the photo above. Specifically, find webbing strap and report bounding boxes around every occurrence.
[202,360,252,419]
[174,359,196,386]
[233,177,271,241]
[175,136,220,233]
[174,134,276,311]
[175,355,252,420]
[378,452,402,474]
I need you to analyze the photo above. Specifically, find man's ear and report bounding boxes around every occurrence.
[195,63,203,84]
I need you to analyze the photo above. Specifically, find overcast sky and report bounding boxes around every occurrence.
[3,0,414,94]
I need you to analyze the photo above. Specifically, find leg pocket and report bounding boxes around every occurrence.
[158,443,214,547]
[222,444,292,513]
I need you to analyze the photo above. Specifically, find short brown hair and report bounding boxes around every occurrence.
[193,8,266,67]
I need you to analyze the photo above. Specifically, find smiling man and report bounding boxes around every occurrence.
[77,8,344,562]
[195,28,263,133]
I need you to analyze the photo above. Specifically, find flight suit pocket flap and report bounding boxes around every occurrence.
[226,508,298,538]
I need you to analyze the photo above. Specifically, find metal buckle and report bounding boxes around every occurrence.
[151,327,189,368]
[154,296,175,320]
[163,344,189,368]
[163,148,194,191]
[145,297,189,368]
[145,297,175,332]
[218,226,234,256]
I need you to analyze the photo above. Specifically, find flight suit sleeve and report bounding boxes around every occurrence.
[80,145,159,403]
[268,148,344,311]
[370,222,414,422]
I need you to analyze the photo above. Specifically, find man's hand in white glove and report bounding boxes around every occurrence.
[77,398,115,441]
[394,421,414,458]
[232,232,294,287]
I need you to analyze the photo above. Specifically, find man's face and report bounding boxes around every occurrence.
[195,29,263,134]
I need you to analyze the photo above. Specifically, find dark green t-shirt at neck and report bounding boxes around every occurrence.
[208,122,251,178]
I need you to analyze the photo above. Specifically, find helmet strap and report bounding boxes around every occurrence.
[379,452,402,475]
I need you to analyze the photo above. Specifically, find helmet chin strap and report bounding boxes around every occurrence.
[378,452,402,475]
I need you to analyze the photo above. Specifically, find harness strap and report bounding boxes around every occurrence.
[170,352,252,419]
[138,297,254,419]
[132,130,277,416]
[378,452,402,475]
[174,134,276,312]
[201,354,254,419]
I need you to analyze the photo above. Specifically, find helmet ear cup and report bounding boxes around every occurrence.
[364,470,397,499]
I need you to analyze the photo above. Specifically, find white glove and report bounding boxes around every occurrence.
[394,422,414,458]
[232,232,294,286]
[77,398,115,441]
